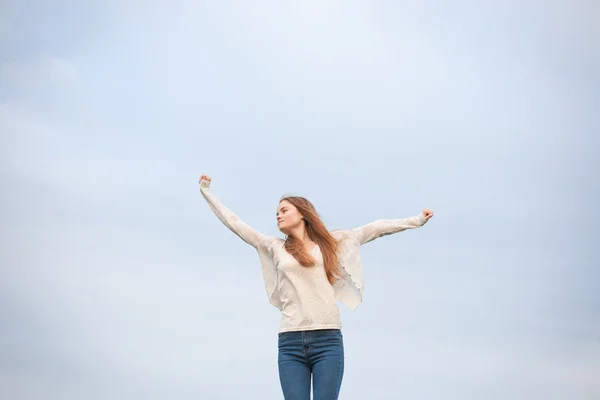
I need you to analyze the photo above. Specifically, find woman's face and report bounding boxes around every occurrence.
[276,200,303,234]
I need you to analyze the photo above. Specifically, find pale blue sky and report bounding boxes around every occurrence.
[1,1,598,399]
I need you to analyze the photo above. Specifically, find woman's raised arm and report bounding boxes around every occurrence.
[199,175,272,249]
[350,209,433,245]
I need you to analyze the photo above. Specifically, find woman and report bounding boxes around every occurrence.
[198,174,433,400]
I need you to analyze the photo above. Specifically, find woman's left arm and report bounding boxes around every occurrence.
[350,209,434,245]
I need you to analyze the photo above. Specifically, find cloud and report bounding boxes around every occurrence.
[1,55,79,88]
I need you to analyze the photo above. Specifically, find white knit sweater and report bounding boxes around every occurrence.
[199,180,428,332]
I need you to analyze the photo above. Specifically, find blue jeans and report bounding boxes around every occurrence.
[278,329,344,400]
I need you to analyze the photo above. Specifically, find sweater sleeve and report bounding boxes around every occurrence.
[199,180,271,249]
[350,212,428,245]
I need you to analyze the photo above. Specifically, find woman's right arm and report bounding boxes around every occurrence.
[199,175,270,249]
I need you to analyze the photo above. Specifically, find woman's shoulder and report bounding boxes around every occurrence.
[261,235,285,250]
[330,229,352,241]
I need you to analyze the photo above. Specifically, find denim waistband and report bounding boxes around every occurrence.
[278,328,341,338]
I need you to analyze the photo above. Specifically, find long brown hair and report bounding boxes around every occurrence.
[281,196,341,285]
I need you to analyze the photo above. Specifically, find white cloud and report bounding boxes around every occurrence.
[227,1,416,83]
[1,55,79,88]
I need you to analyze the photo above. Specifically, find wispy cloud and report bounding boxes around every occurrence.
[1,55,79,88]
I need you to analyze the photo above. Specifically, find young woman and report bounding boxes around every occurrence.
[198,174,433,400]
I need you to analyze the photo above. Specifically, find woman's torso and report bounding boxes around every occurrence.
[274,244,342,333]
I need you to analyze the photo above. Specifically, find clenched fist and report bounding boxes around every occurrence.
[199,174,212,188]
[199,174,211,183]
[422,208,434,221]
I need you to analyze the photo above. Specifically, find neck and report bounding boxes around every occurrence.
[288,225,311,242]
